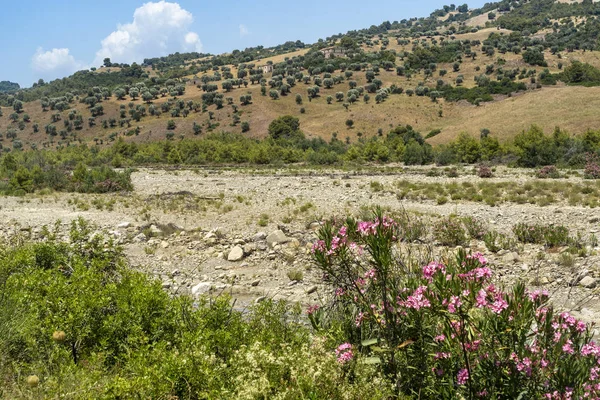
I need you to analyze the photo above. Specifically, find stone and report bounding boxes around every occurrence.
[267,230,290,247]
[251,279,260,287]
[255,296,267,303]
[580,276,597,289]
[161,240,169,249]
[306,285,318,294]
[191,282,212,296]
[117,222,131,229]
[502,252,519,264]
[228,245,244,262]
[253,232,267,241]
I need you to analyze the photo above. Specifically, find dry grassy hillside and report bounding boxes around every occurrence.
[4,36,600,150]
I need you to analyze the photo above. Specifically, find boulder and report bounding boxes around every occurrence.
[580,276,597,289]
[228,245,244,262]
[191,282,212,296]
[267,230,290,247]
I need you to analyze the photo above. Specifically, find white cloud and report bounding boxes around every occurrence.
[31,48,85,80]
[239,24,249,38]
[93,1,203,66]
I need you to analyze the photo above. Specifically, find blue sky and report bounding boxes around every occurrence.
[0,0,487,88]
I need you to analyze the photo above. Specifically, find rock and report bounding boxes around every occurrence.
[228,245,244,262]
[306,285,318,294]
[580,276,597,289]
[251,279,260,287]
[253,232,267,241]
[117,222,131,229]
[502,252,519,264]
[150,225,162,235]
[161,240,169,249]
[267,230,290,247]
[191,282,212,296]
[161,281,171,289]
[255,296,267,303]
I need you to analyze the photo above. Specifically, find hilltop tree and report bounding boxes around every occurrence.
[295,94,303,105]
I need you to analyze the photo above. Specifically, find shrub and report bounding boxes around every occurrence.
[477,165,493,178]
[461,216,487,239]
[513,222,570,247]
[311,210,600,398]
[537,165,560,179]
[0,220,387,399]
[433,215,467,246]
[584,154,600,179]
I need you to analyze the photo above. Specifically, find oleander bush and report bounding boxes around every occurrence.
[310,210,600,398]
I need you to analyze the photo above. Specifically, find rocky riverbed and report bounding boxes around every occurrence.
[1,166,599,325]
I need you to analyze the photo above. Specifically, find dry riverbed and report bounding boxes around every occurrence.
[1,166,600,326]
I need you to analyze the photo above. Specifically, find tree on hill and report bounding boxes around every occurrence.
[268,115,302,141]
[457,3,468,12]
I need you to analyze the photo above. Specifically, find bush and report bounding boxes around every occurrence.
[0,219,387,399]
[462,216,487,239]
[312,210,600,398]
[513,222,570,247]
[477,165,493,178]
[433,215,467,246]
[537,165,560,179]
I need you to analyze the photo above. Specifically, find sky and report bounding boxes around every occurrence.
[0,0,488,88]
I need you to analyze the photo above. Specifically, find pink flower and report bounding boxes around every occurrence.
[457,368,469,385]
[364,268,376,279]
[335,343,354,364]
[582,343,600,357]
[448,296,462,313]
[355,312,365,327]
[311,240,326,253]
[335,288,345,297]
[488,297,508,314]
[338,226,347,237]
[422,261,445,281]
[467,252,488,265]
[306,304,320,315]
[402,286,431,310]
[562,340,575,355]
[476,289,487,308]
[434,335,446,342]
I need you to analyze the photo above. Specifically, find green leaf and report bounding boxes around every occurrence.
[361,338,378,347]
[362,356,381,364]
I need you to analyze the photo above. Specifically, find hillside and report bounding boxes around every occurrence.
[3,0,600,152]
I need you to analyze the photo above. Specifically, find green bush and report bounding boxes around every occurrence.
[433,215,467,246]
[0,219,387,399]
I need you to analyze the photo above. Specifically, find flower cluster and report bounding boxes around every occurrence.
[313,212,600,398]
[335,343,353,364]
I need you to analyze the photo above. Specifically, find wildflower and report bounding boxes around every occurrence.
[476,289,487,308]
[434,334,446,342]
[488,297,508,314]
[562,340,575,355]
[311,240,326,253]
[422,261,445,281]
[457,368,469,385]
[335,288,345,297]
[335,343,354,364]
[582,343,600,357]
[364,268,376,279]
[448,296,462,313]
[306,304,320,315]
[403,286,431,310]
[355,312,365,327]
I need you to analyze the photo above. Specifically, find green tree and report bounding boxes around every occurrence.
[268,115,302,140]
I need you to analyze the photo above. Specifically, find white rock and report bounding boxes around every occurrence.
[117,222,131,229]
[191,282,212,296]
[267,230,290,247]
[580,276,597,289]
[228,245,244,262]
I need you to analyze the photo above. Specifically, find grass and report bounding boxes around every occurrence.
[395,179,600,207]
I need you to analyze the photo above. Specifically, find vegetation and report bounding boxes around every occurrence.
[0,219,388,399]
